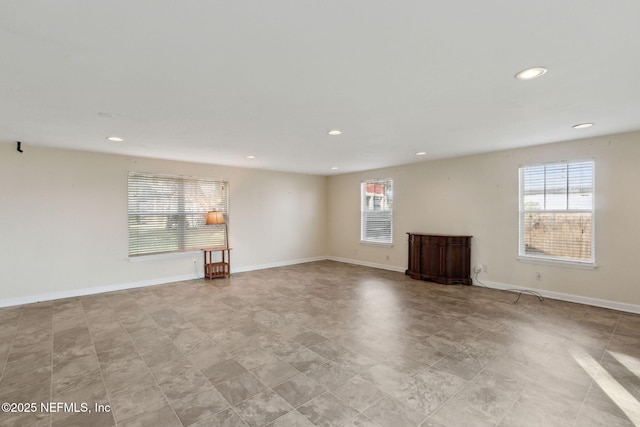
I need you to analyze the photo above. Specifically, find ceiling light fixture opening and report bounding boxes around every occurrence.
[330,166,339,170]
[97,112,115,118]
[246,155,256,159]
[572,123,594,129]
[416,152,427,156]
[328,130,342,136]
[106,136,123,142]
[514,67,548,80]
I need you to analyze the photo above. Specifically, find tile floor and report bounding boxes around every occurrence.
[0,260,638,427]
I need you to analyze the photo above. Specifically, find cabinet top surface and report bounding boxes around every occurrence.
[406,233,472,238]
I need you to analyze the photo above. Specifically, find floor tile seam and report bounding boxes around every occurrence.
[606,313,624,356]
[274,373,329,408]
[309,366,356,392]
[212,368,270,405]
[104,297,186,427]
[264,407,307,427]
[45,304,54,427]
[342,398,393,427]
[249,361,304,390]
[0,308,23,387]
[570,379,600,427]
[299,390,363,418]
[232,387,298,427]
[117,366,184,426]
[491,387,526,427]
[569,312,628,427]
[422,360,488,423]
[124,352,188,427]
[328,382,388,417]
[469,345,509,374]
[79,295,120,427]
[225,403,254,427]
[381,391,431,426]
[394,346,448,368]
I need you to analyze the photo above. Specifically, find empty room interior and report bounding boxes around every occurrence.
[1,2,639,427]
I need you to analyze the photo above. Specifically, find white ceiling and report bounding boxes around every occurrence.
[2,1,640,175]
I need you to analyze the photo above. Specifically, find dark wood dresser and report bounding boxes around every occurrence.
[406,233,472,285]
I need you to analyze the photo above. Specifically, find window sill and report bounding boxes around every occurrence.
[360,241,394,248]
[128,250,201,262]
[517,256,597,270]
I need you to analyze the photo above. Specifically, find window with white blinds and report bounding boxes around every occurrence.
[128,172,229,257]
[519,161,594,264]
[361,179,393,244]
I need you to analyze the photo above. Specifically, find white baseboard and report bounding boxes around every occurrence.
[3,258,638,315]
[476,279,640,314]
[329,257,640,314]
[0,273,200,308]
[326,256,406,273]
[232,256,328,273]
[0,257,328,308]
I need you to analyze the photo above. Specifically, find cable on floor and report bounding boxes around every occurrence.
[472,267,544,303]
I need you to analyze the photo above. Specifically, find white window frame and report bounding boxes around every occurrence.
[518,160,595,268]
[127,172,229,257]
[360,178,393,245]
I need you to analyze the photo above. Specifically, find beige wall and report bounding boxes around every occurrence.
[2,131,639,309]
[0,144,328,303]
[328,131,640,307]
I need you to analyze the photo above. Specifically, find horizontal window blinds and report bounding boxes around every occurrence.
[361,179,393,244]
[128,173,228,257]
[519,161,594,263]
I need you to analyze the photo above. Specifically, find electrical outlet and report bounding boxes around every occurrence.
[536,272,542,281]
[482,264,488,273]
[385,255,390,261]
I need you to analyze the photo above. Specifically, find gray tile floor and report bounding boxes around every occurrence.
[0,260,639,426]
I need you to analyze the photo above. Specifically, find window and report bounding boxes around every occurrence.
[519,161,594,265]
[361,179,393,244]
[128,172,228,257]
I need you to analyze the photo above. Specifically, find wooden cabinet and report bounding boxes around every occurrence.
[406,233,472,285]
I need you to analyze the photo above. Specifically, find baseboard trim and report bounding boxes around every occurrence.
[476,279,640,314]
[232,256,329,273]
[2,258,638,315]
[0,273,200,308]
[326,256,406,273]
[0,257,329,308]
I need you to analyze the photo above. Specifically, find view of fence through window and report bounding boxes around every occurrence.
[361,179,393,244]
[519,161,594,263]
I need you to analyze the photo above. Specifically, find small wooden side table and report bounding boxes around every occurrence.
[201,247,232,279]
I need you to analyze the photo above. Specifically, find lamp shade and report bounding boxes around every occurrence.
[206,211,225,225]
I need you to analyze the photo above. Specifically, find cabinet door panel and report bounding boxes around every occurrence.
[407,234,422,279]
[407,233,471,285]
[420,239,441,279]
[444,242,469,278]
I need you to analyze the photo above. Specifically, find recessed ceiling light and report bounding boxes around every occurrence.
[246,155,256,159]
[106,136,123,142]
[572,123,594,129]
[330,166,339,170]
[328,130,342,136]
[514,67,548,80]
[416,152,427,156]
[98,112,115,118]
